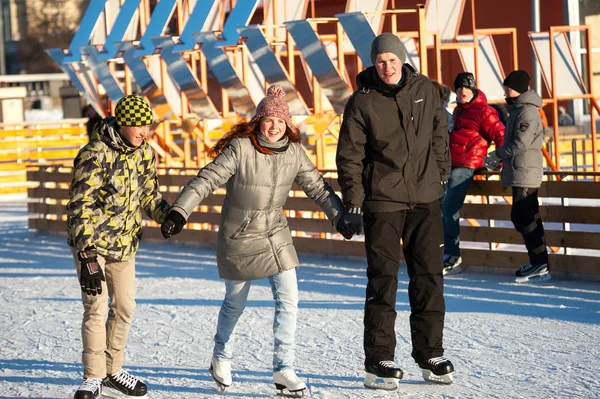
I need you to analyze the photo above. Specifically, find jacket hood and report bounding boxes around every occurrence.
[515,89,543,108]
[458,89,488,109]
[91,116,143,154]
[356,64,419,94]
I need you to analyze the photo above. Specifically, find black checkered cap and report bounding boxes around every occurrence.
[115,95,154,127]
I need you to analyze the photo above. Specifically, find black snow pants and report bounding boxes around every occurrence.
[363,201,446,366]
[511,187,549,267]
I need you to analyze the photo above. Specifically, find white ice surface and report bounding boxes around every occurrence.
[0,199,599,399]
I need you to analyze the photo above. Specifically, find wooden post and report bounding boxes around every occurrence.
[417,4,427,76]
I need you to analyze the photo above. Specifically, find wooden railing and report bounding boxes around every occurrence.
[0,119,88,194]
[26,166,600,280]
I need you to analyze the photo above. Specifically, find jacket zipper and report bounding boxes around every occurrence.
[231,216,252,239]
[397,94,415,208]
[268,154,283,273]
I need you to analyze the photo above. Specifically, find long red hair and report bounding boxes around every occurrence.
[209,119,302,158]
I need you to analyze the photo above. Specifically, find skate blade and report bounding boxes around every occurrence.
[364,373,399,391]
[422,369,453,385]
[276,387,306,398]
[515,272,551,284]
[443,265,464,276]
[102,387,148,399]
[209,366,231,391]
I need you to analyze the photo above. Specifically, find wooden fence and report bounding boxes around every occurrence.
[26,167,600,280]
[0,119,88,195]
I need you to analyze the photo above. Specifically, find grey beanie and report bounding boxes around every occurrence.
[370,32,407,65]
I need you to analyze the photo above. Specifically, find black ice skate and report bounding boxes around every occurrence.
[102,369,148,398]
[209,358,232,392]
[419,356,454,384]
[364,360,403,391]
[515,263,551,283]
[273,369,307,398]
[443,255,463,275]
[74,378,102,399]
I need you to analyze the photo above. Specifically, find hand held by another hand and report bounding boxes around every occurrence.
[161,211,187,239]
[336,207,363,240]
[483,151,502,171]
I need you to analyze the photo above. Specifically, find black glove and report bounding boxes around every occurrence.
[161,211,187,239]
[77,248,105,296]
[336,207,363,240]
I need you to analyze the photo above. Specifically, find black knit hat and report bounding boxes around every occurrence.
[454,72,476,91]
[370,32,407,65]
[503,70,530,94]
[115,95,154,127]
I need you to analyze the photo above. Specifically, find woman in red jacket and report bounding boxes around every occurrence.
[442,72,505,275]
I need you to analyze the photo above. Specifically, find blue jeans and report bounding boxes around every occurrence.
[442,167,475,257]
[213,269,299,372]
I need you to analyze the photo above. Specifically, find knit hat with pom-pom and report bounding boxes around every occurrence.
[251,84,292,128]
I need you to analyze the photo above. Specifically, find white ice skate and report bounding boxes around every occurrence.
[273,369,307,397]
[209,358,232,392]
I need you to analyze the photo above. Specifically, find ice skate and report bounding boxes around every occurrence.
[515,263,551,283]
[209,358,232,392]
[74,378,102,399]
[443,255,463,275]
[419,356,454,384]
[363,360,403,391]
[102,369,148,398]
[273,369,307,397]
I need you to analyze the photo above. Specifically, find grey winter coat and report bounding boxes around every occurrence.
[170,137,345,281]
[496,90,544,188]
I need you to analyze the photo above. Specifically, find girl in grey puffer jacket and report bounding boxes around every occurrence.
[161,85,346,394]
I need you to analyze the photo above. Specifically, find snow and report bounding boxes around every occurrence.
[24,109,64,122]
[1,197,599,398]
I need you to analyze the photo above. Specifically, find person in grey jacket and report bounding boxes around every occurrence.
[160,84,347,396]
[336,33,453,390]
[484,70,550,283]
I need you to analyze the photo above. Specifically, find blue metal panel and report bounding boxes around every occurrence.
[63,0,107,63]
[336,12,376,68]
[80,45,124,103]
[218,0,260,47]
[115,41,173,121]
[238,25,309,116]
[134,0,177,57]
[45,48,106,117]
[97,0,142,61]
[284,20,351,114]
[174,0,218,51]
[151,36,220,119]
[193,31,255,118]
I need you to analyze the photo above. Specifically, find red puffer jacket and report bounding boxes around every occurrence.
[450,90,505,169]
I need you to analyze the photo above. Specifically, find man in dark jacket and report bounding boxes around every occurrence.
[335,32,454,390]
[442,72,504,275]
[484,70,550,283]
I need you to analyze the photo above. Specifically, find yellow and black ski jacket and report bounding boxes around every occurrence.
[67,117,170,261]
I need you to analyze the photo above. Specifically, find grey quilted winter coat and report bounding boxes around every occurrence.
[170,137,345,280]
[496,90,544,188]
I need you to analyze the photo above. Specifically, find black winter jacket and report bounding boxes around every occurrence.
[336,64,450,212]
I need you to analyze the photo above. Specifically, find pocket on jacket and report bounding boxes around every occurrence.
[231,216,252,239]
[220,234,270,258]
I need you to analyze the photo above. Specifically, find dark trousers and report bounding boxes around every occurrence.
[363,201,446,366]
[511,187,549,266]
